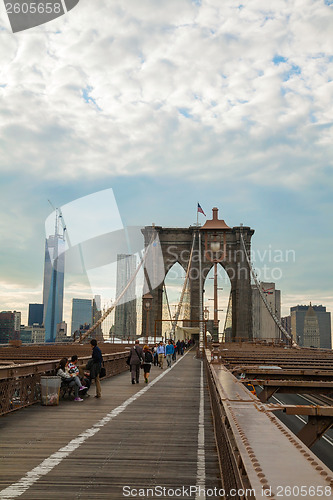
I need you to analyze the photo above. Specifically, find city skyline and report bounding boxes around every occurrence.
[0,207,332,335]
[0,1,332,331]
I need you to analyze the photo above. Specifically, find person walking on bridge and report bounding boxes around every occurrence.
[128,339,144,384]
[88,339,103,398]
[142,345,153,384]
[157,340,166,369]
[165,339,175,368]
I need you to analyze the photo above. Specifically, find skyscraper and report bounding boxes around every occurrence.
[28,303,44,326]
[291,304,331,349]
[42,228,65,343]
[114,254,137,339]
[92,295,103,340]
[0,311,21,343]
[71,298,92,335]
[252,282,281,340]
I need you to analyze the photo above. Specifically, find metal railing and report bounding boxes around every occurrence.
[204,352,252,499]
[0,352,129,416]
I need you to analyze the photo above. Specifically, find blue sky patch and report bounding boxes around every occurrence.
[178,108,193,119]
[82,86,101,110]
[283,63,301,81]
[273,55,288,65]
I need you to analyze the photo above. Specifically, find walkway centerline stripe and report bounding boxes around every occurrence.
[195,361,206,500]
[0,351,190,500]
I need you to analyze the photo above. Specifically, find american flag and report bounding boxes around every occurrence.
[197,203,206,216]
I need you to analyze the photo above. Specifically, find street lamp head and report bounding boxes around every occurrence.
[143,292,153,310]
[210,240,221,252]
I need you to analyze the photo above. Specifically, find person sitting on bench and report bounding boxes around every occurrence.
[56,357,87,402]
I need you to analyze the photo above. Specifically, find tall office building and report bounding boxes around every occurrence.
[291,304,331,349]
[114,254,137,339]
[92,295,103,340]
[28,303,44,326]
[42,229,65,342]
[281,315,291,337]
[252,282,281,340]
[0,311,21,343]
[71,298,92,335]
[20,325,45,344]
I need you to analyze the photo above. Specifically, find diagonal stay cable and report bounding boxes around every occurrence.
[171,231,197,337]
[77,229,157,342]
[239,230,294,345]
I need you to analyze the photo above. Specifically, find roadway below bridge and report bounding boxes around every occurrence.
[0,350,221,500]
[262,391,333,471]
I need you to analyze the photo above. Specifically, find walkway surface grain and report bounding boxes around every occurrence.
[0,351,220,499]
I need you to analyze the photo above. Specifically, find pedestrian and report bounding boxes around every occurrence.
[156,340,166,369]
[128,339,144,384]
[153,343,158,366]
[142,345,153,383]
[68,355,91,395]
[165,339,175,367]
[56,358,86,402]
[87,339,103,398]
[67,355,80,376]
[172,340,177,361]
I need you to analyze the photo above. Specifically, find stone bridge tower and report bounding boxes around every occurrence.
[141,208,254,341]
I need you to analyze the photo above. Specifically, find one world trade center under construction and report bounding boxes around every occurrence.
[42,211,65,343]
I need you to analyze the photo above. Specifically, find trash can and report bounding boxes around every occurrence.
[40,376,61,406]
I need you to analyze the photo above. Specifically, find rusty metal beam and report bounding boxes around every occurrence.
[258,385,333,402]
[297,416,333,448]
[258,386,279,403]
[205,351,333,495]
[264,404,333,416]
[246,380,333,388]
[233,366,333,381]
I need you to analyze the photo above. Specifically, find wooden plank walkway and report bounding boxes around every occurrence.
[0,351,220,499]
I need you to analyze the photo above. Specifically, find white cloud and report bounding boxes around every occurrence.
[0,0,333,186]
[0,0,333,323]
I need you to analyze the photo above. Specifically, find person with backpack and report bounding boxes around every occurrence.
[128,339,144,384]
[142,345,153,384]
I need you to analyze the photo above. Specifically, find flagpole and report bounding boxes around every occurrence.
[197,202,199,226]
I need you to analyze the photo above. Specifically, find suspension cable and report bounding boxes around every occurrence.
[76,229,157,343]
[163,282,173,328]
[170,231,197,337]
[239,231,294,345]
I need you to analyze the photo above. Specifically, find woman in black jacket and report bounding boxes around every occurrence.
[142,345,153,384]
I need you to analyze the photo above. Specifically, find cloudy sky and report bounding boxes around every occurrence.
[0,0,332,331]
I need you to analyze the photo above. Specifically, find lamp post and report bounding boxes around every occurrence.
[203,306,209,348]
[201,208,230,342]
[143,293,153,345]
[204,307,209,321]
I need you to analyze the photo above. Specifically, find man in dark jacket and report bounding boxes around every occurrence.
[128,339,143,384]
[89,339,103,398]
